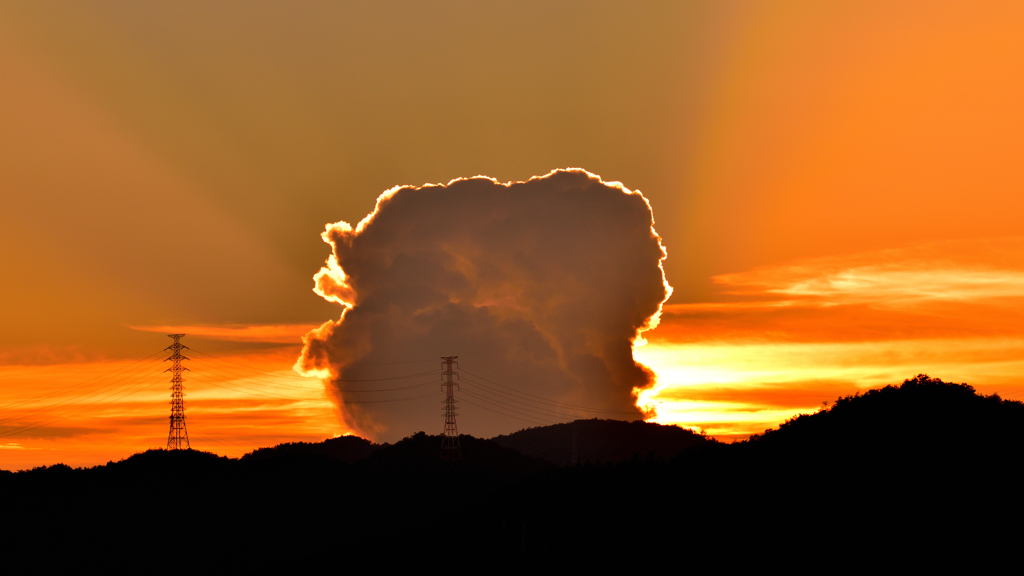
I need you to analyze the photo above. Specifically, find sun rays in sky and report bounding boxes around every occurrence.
[4,2,1024,468]
[8,235,1024,467]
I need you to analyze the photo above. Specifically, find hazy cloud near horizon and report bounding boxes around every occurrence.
[298,170,672,440]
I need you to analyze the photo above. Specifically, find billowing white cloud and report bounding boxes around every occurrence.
[297,169,671,440]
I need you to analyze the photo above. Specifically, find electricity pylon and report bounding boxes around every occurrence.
[166,334,190,450]
[440,355,461,460]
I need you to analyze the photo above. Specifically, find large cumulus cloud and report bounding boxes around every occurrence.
[297,169,671,440]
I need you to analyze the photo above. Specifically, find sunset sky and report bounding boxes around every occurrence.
[4,1,1024,468]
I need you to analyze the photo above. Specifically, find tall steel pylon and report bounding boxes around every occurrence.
[165,334,190,450]
[440,355,461,461]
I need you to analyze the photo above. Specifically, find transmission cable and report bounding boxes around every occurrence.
[459,361,629,404]
[186,372,318,402]
[185,355,332,393]
[0,355,168,426]
[342,392,443,404]
[0,347,167,414]
[189,347,438,382]
[457,395,550,427]
[0,369,168,439]
[459,368,640,416]
[460,379,588,421]
[457,390,556,426]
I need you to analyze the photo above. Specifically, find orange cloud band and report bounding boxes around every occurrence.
[637,237,1024,439]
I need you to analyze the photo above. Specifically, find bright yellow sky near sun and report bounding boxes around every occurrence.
[3,2,1024,468]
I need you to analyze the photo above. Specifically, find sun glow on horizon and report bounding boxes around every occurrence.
[636,238,1024,440]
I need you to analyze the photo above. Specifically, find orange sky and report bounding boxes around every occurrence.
[3,2,1024,468]
[636,237,1024,439]
[0,331,344,470]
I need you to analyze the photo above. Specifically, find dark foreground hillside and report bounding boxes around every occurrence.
[2,376,1021,567]
[492,418,711,465]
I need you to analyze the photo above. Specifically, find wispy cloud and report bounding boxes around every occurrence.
[715,237,1024,305]
[0,425,107,440]
[638,237,1024,439]
[130,324,321,344]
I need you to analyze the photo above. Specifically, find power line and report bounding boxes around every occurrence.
[0,349,167,415]
[345,392,443,405]
[185,373,318,402]
[188,347,438,382]
[0,370,167,440]
[0,355,167,427]
[456,392,554,427]
[342,380,438,393]
[460,376,632,420]
[459,361,627,404]
[184,371,440,405]
[460,380,585,421]
[458,386,563,424]
[183,352,444,398]
[186,348,315,381]
[459,367,640,416]
[186,356,330,393]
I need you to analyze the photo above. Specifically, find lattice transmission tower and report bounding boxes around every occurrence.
[440,355,461,460]
[165,334,190,450]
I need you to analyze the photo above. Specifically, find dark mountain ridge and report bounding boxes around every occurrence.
[734,373,1024,483]
[241,433,377,464]
[492,418,711,465]
[2,375,1021,566]
[213,418,710,470]
[750,373,1024,450]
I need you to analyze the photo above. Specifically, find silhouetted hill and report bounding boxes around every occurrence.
[667,375,1024,562]
[361,431,553,478]
[241,434,377,464]
[491,418,711,465]
[3,375,1022,567]
[739,374,1024,482]
[750,373,1024,451]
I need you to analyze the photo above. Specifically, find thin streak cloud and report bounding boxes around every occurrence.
[130,324,321,344]
[638,238,1024,439]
